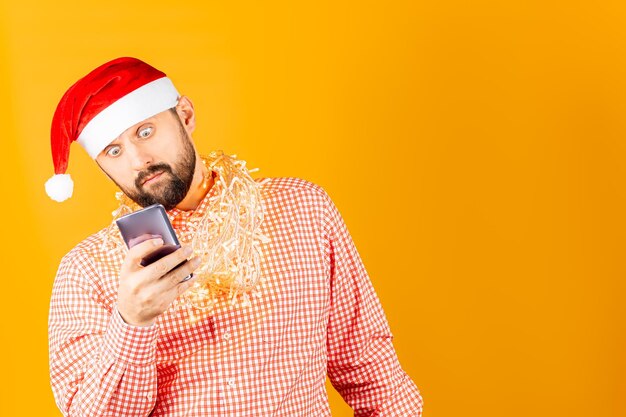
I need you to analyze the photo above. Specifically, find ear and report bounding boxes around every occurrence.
[175,95,196,134]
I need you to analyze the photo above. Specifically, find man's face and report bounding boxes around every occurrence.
[95,107,197,210]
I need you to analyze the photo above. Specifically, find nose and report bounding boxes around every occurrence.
[127,143,154,171]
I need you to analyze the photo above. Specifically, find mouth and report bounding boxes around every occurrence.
[141,171,164,186]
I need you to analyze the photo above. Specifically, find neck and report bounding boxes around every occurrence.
[174,156,214,211]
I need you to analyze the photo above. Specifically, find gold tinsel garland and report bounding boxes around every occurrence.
[100,151,269,311]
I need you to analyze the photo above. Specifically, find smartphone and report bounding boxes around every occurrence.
[115,204,191,279]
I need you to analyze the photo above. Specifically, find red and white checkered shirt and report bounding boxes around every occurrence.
[49,176,423,416]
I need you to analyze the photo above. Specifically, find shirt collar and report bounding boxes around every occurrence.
[166,170,219,227]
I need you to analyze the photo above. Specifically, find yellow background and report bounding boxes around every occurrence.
[1,0,625,416]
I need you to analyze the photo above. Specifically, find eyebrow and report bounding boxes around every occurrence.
[102,138,122,152]
[99,117,159,156]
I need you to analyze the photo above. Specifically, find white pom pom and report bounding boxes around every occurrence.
[45,174,74,202]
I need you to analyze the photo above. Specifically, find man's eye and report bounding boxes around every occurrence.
[106,146,121,157]
[138,126,153,138]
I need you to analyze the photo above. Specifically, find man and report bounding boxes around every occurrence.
[47,57,423,416]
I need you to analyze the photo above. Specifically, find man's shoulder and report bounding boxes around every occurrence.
[59,226,111,270]
[256,176,332,204]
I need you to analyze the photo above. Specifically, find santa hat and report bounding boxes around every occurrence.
[45,57,180,202]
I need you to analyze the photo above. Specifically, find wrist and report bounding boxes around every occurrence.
[117,307,156,327]
[103,306,159,366]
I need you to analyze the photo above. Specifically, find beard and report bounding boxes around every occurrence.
[116,123,197,210]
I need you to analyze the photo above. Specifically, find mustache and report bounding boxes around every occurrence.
[135,163,173,188]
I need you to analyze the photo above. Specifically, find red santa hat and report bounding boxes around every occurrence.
[45,57,180,202]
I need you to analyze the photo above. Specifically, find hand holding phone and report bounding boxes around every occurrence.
[114,204,201,326]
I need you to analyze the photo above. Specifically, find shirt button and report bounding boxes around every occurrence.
[147,393,153,400]
[227,378,235,387]
[223,331,231,341]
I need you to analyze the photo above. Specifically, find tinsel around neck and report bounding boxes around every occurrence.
[101,151,270,311]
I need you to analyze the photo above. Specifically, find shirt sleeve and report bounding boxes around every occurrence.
[48,250,159,416]
[321,191,424,417]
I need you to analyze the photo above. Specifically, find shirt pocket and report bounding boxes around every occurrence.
[259,321,298,350]
[255,314,324,378]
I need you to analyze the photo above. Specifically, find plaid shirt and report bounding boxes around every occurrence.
[49,176,423,416]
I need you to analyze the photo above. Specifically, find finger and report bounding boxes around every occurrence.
[145,245,194,279]
[172,271,200,298]
[152,269,199,311]
[125,235,164,268]
[128,233,162,249]
[162,256,202,288]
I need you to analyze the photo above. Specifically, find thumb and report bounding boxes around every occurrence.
[125,234,164,269]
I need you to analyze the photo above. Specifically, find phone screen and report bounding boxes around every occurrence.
[115,204,182,267]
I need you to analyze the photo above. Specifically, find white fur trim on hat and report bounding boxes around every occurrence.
[76,77,179,159]
[45,174,74,202]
